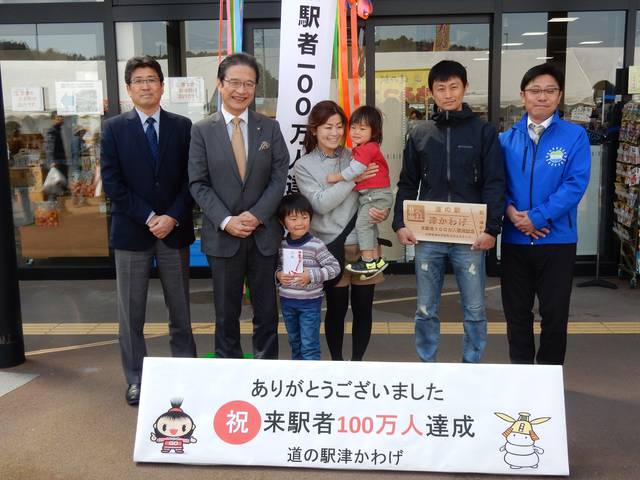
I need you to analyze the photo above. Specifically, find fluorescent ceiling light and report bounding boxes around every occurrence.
[579,40,603,45]
[473,57,490,61]
[502,42,524,47]
[522,32,547,36]
[536,56,554,60]
[548,17,579,23]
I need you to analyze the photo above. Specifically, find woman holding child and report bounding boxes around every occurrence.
[294,100,389,361]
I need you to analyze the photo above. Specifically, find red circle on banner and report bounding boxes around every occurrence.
[213,400,261,445]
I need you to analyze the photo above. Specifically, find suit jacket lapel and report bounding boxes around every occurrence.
[126,109,156,172]
[245,110,262,182]
[156,109,172,174]
[211,111,243,184]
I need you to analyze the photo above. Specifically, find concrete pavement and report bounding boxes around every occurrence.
[0,274,638,479]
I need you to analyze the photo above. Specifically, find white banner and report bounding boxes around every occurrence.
[134,358,569,475]
[275,0,337,194]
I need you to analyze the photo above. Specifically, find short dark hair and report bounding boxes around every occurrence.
[217,52,260,84]
[124,56,164,85]
[350,105,383,144]
[302,100,347,154]
[278,193,313,223]
[520,63,564,91]
[428,60,468,90]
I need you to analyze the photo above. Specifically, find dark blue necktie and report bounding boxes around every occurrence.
[145,117,158,170]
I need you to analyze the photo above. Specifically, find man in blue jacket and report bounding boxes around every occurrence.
[393,60,505,363]
[499,63,591,365]
[101,56,197,405]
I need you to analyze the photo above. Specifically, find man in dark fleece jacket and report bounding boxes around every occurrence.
[392,60,505,364]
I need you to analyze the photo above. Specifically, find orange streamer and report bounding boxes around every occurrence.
[217,0,224,65]
[338,0,351,122]
[349,1,360,108]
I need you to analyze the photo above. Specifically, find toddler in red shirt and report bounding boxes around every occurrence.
[327,105,393,277]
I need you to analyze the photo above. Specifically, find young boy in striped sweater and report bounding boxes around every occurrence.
[276,193,340,360]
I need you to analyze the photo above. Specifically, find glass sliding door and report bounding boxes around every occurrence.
[1,22,109,267]
[115,22,169,113]
[500,11,625,257]
[251,27,280,118]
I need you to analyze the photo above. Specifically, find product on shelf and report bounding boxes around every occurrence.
[68,170,97,204]
[614,102,640,287]
[34,201,60,227]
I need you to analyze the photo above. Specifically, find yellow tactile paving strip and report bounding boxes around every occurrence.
[22,321,640,336]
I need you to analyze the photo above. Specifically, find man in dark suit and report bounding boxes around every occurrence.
[189,52,289,359]
[101,56,197,405]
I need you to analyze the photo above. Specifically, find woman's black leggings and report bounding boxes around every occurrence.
[324,284,375,361]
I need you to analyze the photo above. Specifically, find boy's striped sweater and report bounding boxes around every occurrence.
[276,233,340,300]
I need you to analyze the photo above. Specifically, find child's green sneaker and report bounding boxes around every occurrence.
[358,257,389,280]
[346,257,379,274]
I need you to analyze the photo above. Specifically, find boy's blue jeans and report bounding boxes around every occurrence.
[413,241,487,363]
[280,297,322,360]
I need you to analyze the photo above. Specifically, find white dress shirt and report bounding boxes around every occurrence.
[220,104,249,153]
[135,107,161,137]
[527,114,553,143]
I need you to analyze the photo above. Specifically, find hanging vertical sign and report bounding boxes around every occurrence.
[275,0,337,194]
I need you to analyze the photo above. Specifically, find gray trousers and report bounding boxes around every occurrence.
[115,240,196,384]
[356,187,394,251]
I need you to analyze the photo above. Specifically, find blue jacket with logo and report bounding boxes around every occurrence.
[499,111,591,245]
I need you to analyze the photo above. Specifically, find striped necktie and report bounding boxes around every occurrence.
[529,123,545,144]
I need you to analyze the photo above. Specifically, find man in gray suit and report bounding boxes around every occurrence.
[189,52,289,359]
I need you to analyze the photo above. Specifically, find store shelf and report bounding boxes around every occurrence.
[615,102,640,287]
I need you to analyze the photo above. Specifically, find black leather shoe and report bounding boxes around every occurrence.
[126,383,141,405]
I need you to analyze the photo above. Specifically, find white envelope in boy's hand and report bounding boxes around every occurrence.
[282,248,304,273]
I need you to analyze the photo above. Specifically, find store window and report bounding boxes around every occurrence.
[184,20,223,119]
[253,28,280,118]
[1,23,108,267]
[116,22,170,113]
[501,12,625,130]
[0,0,102,3]
[500,13,549,131]
[117,21,281,121]
[117,21,240,122]
[374,22,490,261]
[635,11,640,64]
[500,11,625,257]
